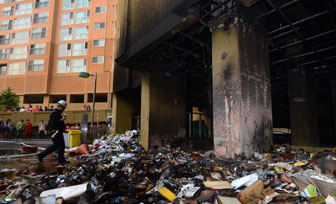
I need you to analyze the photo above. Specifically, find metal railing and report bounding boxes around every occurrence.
[33,16,48,24]
[9,53,27,59]
[15,8,32,15]
[72,49,87,56]
[75,17,89,24]
[12,38,29,44]
[71,65,86,72]
[35,1,49,9]
[30,48,45,55]
[0,39,10,45]
[0,53,8,60]
[58,50,71,57]
[62,19,73,25]
[76,1,90,8]
[0,24,11,30]
[74,33,88,39]
[28,64,43,71]
[2,11,13,17]
[31,32,46,39]
[63,3,74,10]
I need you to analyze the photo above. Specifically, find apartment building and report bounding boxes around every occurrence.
[0,0,117,110]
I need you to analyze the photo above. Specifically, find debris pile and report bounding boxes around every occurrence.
[1,131,336,204]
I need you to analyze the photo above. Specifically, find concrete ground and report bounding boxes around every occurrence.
[0,139,52,151]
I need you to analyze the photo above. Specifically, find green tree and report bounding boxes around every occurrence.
[0,87,20,111]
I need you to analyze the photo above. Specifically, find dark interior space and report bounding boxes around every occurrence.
[23,94,44,104]
[70,94,84,103]
[88,93,108,103]
[50,95,66,103]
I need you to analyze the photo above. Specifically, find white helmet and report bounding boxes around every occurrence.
[57,100,67,108]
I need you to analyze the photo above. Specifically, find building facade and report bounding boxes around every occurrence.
[0,0,117,110]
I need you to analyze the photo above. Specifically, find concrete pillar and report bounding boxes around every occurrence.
[212,18,273,158]
[111,93,132,134]
[140,72,186,150]
[288,69,319,146]
[43,95,50,107]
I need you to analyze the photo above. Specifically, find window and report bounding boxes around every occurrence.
[10,47,27,59]
[1,20,12,30]
[12,31,29,44]
[15,3,33,15]
[72,42,87,56]
[13,17,31,30]
[60,28,72,40]
[0,66,6,75]
[75,10,89,24]
[0,49,9,60]
[61,12,73,25]
[71,59,86,72]
[94,22,105,30]
[58,43,71,57]
[33,12,48,24]
[92,56,104,64]
[0,0,15,4]
[63,0,74,10]
[95,6,106,13]
[8,62,25,75]
[35,0,49,9]
[31,27,46,39]
[93,39,105,47]
[74,26,88,39]
[30,43,45,55]
[2,6,14,17]
[0,34,10,45]
[57,59,70,73]
[76,0,90,8]
[115,5,117,17]
[28,59,43,71]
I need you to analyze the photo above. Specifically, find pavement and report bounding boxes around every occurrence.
[0,139,52,151]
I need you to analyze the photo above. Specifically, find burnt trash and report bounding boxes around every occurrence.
[1,130,336,203]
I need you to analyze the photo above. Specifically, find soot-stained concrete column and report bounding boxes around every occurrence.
[212,18,273,158]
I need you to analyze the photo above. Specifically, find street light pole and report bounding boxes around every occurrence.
[91,72,97,130]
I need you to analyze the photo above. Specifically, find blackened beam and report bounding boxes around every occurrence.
[269,30,336,52]
[272,45,336,65]
[268,7,336,35]
[300,55,336,66]
[164,43,201,59]
[179,32,210,50]
[257,0,299,19]
[267,0,330,67]
[269,40,300,68]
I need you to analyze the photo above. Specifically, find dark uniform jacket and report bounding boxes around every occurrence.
[47,109,65,132]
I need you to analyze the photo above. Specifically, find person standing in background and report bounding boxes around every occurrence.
[16,119,24,140]
[38,120,46,139]
[24,119,33,140]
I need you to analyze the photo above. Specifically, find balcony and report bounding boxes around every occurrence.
[33,16,48,24]
[74,33,88,39]
[63,3,74,10]
[0,39,10,45]
[31,32,46,39]
[30,48,45,55]
[9,53,27,60]
[58,50,71,57]
[35,1,49,9]
[28,64,43,71]
[75,17,89,24]
[0,24,11,31]
[15,8,32,15]
[0,53,8,60]
[72,49,87,56]
[2,11,13,17]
